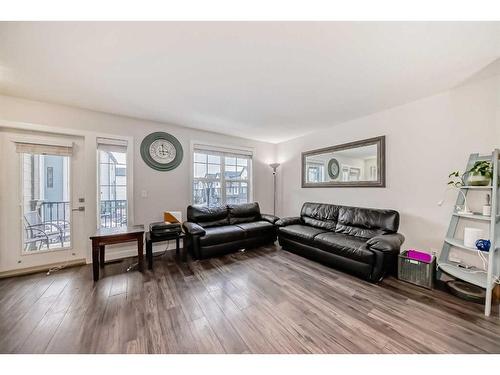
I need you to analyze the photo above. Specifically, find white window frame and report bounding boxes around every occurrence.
[96,137,130,229]
[190,142,254,206]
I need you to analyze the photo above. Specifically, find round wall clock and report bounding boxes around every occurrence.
[327,158,340,179]
[140,132,183,171]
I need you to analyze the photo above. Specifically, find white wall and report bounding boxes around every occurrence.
[1,72,498,273]
[276,74,500,263]
[0,95,276,271]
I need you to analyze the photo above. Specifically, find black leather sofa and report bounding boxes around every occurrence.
[183,202,279,259]
[276,202,404,282]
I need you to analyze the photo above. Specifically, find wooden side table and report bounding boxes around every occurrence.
[146,231,187,270]
[89,225,145,281]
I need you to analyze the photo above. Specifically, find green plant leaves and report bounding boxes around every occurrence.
[468,161,492,178]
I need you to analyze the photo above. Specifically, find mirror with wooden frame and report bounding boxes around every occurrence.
[302,136,385,188]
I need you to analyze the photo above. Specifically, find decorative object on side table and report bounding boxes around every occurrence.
[164,211,182,223]
[140,132,183,171]
[398,249,435,289]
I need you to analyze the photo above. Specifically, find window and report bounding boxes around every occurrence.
[192,146,252,207]
[97,138,128,228]
[307,163,324,183]
[46,167,54,188]
[16,142,72,252]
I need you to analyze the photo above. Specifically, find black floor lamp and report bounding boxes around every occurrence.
[269,163,280,216]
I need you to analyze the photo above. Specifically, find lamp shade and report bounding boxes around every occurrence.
[269,163,280,171]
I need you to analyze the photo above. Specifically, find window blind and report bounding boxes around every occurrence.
[15,142,73,156]
[193,144,253,158]
[96,137,128,153]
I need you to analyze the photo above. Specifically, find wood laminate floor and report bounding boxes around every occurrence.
[0,245,499,354]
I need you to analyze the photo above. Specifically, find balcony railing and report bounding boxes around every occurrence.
[100,199,127,228]
[40,201,70,224]
[40,200,127,228]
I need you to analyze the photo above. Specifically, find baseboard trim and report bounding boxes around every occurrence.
[1,241,179,278]
[0,258,87,279]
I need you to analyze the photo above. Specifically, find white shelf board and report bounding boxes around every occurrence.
[438,262,488,288]
[459,186,492,190]
[452,212,493,221]
[444,237,489,252]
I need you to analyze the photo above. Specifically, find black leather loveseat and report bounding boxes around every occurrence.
[183,202,279,259]
[276,202,404,282]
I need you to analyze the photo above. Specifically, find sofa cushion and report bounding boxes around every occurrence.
[300,202,339,231]
[278,224,328,244]
[200,225,245,246]
[187,205,229,228]
[335,206,399,239]
[313,232,374,264]
[228,202,261,224]
[235,220,274,237]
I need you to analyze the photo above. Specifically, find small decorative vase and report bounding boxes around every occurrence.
[467,174,491,186]
[483,205,492,216]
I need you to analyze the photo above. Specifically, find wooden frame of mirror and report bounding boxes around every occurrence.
[301,136,385,188]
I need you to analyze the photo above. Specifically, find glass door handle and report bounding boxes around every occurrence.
[72,206,85,212]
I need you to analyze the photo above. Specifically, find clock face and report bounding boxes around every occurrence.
[328,158,340,179]
[330,161,339,175]
[140,132,183,171]
[149,139,176,164]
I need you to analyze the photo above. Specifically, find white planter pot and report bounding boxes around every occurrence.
[467,174,491,186]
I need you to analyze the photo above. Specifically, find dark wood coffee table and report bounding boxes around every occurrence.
[89,225,145,281]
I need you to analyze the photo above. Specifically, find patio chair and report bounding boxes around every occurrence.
[24,211,68,249]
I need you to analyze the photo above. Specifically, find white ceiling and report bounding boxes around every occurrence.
[0,22,499,143]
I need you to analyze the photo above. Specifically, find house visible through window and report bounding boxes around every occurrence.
[97,138,128,228]
[192,146,252,207]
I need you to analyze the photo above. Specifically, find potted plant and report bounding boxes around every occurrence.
[447,170,465,187]
[466,161,493,186]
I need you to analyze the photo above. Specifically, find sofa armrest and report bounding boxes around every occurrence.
[275,216,302,227]
[182,221,206,237]
[366,233,405,253]
[261,214,279,224]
